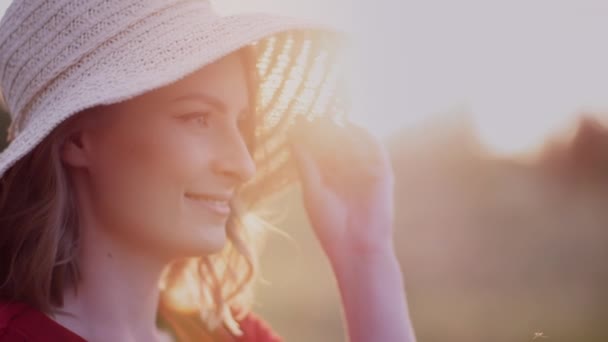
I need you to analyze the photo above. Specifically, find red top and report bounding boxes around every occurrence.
[0,301,282,342]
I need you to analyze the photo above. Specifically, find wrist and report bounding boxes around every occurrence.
[328,243,400,277]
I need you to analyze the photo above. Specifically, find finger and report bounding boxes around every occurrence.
[313,120,391,179]
[287,139,336,220]
[343,122,390,162]
[287,138,323,193]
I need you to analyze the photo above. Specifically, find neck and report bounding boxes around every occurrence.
[53,216,172,342]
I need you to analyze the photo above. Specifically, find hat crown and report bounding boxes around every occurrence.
[0,0,213,127]
[0,0,346,197]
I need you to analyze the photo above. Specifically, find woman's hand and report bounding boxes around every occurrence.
[287,117,395,262]
[287,117,416,342]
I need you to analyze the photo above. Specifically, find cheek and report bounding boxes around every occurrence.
[88,124,211,236]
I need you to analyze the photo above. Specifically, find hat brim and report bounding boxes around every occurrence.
[0,8,350,203]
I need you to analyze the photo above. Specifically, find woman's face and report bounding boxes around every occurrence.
[69,53,256,258]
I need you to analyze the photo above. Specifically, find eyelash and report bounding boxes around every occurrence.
[183,112,249,131]
[183,112,211,128]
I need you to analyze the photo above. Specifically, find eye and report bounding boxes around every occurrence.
[182,112,212,128]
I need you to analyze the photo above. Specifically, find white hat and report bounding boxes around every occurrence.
[0,0,349,202]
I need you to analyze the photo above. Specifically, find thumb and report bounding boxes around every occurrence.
[288,138,334,232]
[288,139,323,194]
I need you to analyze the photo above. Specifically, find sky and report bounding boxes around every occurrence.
[2,0,608,155]
[351,0,608,154]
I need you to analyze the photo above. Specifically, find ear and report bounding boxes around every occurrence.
[60,107,107,168]
[60,128,92,168]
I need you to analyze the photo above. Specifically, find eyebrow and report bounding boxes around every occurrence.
[172,93,249,118]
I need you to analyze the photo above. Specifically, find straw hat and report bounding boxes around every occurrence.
[0,0,349,203]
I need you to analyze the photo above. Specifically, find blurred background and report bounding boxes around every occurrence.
[2,0,608,341]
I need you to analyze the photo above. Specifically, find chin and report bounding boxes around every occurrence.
[197,236,228,255]
[181,226,228,256]
[154,219,229,259]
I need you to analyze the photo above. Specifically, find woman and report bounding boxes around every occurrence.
[0,0,416,341]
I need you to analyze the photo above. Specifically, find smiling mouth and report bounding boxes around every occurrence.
[185,193,231,217]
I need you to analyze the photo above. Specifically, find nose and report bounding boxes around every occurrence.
[211,126,257,185]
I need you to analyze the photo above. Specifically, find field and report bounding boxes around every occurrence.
[255,116,608,342]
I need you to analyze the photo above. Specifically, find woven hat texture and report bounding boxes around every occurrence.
[0,0,349,203]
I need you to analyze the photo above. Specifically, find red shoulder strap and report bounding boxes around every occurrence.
[0,301,86,342]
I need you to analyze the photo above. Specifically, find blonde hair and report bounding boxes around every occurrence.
[0,48,266,336]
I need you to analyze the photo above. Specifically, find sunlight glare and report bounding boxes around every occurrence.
[2,1,603,154]
[472,101,576,156]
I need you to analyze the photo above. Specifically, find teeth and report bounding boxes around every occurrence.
[186,194,231,216]
[201,199,226,204]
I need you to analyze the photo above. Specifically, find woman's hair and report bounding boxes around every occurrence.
[0,47,265,335]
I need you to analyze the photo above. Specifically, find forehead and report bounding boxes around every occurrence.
[118,52,251,113]
[97,51,253,125]
[181,53,246,89]
[159,52,250,106]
